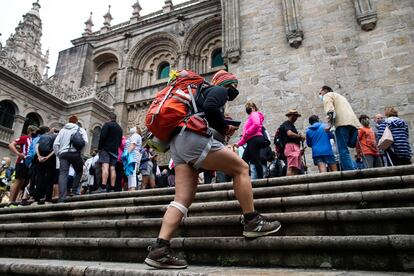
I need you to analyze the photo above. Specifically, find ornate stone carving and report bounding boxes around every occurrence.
[353,0,377,31]
[281,0,303,49]
[0,49,113,107]
[221,0,241,63]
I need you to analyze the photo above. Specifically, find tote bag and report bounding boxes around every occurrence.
[378,126,393,150]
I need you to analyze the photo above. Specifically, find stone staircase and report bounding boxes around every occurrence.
[0,166,413,275]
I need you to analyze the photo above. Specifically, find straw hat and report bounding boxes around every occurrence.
[285,109,302,117]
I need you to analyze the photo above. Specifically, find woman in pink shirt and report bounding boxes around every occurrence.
[236,102,266,179]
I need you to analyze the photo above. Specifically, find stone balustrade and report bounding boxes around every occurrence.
[0,49,113,107]
[0,126,14,145]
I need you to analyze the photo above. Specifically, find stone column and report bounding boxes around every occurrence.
[281,0,303,49]
[177,52,187,70]
[12,115,26,140]
[221,0,241,64]
[353,0,377,31]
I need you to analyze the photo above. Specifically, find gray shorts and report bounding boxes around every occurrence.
[170,131,224,169]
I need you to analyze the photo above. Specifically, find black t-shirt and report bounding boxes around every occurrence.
[98,121,123,155]
[196,86,228,135]
[280,120,300,145]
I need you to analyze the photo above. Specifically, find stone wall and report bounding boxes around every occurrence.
[227,0,414,151]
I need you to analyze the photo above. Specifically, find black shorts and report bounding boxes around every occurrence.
[98,150,117,166]
[15,163,29,180]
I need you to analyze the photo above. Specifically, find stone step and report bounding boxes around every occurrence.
[0,188,413,224]
[0,235,412,271]
[1,175,412,216]
[0,207,412,238]
[0,258,407,276]
[62,165,414,204]
[1,166,410,211]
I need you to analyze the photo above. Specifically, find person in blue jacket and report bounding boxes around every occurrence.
[306,115,338,173]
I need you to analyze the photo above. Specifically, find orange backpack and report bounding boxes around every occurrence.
[145,70,210,142]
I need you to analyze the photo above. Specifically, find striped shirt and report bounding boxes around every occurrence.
[377,117,412,159]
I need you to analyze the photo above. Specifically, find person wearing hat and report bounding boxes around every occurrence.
[145,70,282,269]
[319,86,360,170]
[280,109,305,176]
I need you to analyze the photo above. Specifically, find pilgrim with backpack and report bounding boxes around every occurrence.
[53,115,88,203]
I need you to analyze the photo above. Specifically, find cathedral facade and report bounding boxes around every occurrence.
[1,0,413,162]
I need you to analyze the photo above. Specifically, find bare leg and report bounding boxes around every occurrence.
[142,176,149,189]
[317,163,327,173]
[109,165,116,187]
[10,178,24,202]
[150,177,156,189]
[202,147,254,214]
[101,163,109,186]
[158,164,198,240]
[328,163,338,172]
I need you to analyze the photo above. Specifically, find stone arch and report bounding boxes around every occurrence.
[93,51,120,87]
[0,100,18,129]
[126,32,181,90]
[22,112,42,135]
[183,15,222,73]
[49,121,63,130]
[0,97,20,115]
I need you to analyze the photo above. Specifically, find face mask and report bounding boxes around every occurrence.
[227,86,239,101]
[246,107,252,115]
[1,160,6,166]
[319,95,324,102]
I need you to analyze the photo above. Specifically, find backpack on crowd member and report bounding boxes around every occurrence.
[25,137,38,167]
[262,126,271,148]
[38,134,56,156]
[273,127,286,161]
[70,127,86,151]
[146,70,210,146]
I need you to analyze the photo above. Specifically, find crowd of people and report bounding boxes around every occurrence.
[0,112,175,207]
[0,68,412,269]
[0,87,412,206]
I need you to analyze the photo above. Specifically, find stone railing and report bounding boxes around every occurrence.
[0,49,113,107]
[0,126,14,144]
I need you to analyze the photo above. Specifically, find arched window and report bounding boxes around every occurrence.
[158,63,170,80]
[22,112,41,135]
[0,101,16,129]
[91,126,101,150]
[211,49,224,68]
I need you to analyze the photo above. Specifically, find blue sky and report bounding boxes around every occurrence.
[0,0,187,74]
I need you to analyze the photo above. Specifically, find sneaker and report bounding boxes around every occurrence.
[20,199,30,206]
[144,245,188,269]
[5,202,18,208]
[92,187,107,194]
[30,202,39,206]
[44,201,53,205]
[242,213,282,238]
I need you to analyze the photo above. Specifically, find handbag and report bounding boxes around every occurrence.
[378,125,393,150]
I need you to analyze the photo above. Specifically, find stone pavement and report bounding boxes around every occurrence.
[0,258,410,276]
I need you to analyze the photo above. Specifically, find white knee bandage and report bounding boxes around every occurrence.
[168,201,188,218]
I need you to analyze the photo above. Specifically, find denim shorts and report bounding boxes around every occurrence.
[313,155,336,165]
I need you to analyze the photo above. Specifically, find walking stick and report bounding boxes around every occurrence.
[301,140,308,174]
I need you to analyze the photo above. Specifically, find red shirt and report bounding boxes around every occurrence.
[357,127,379,156]
[14,135,31,164]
